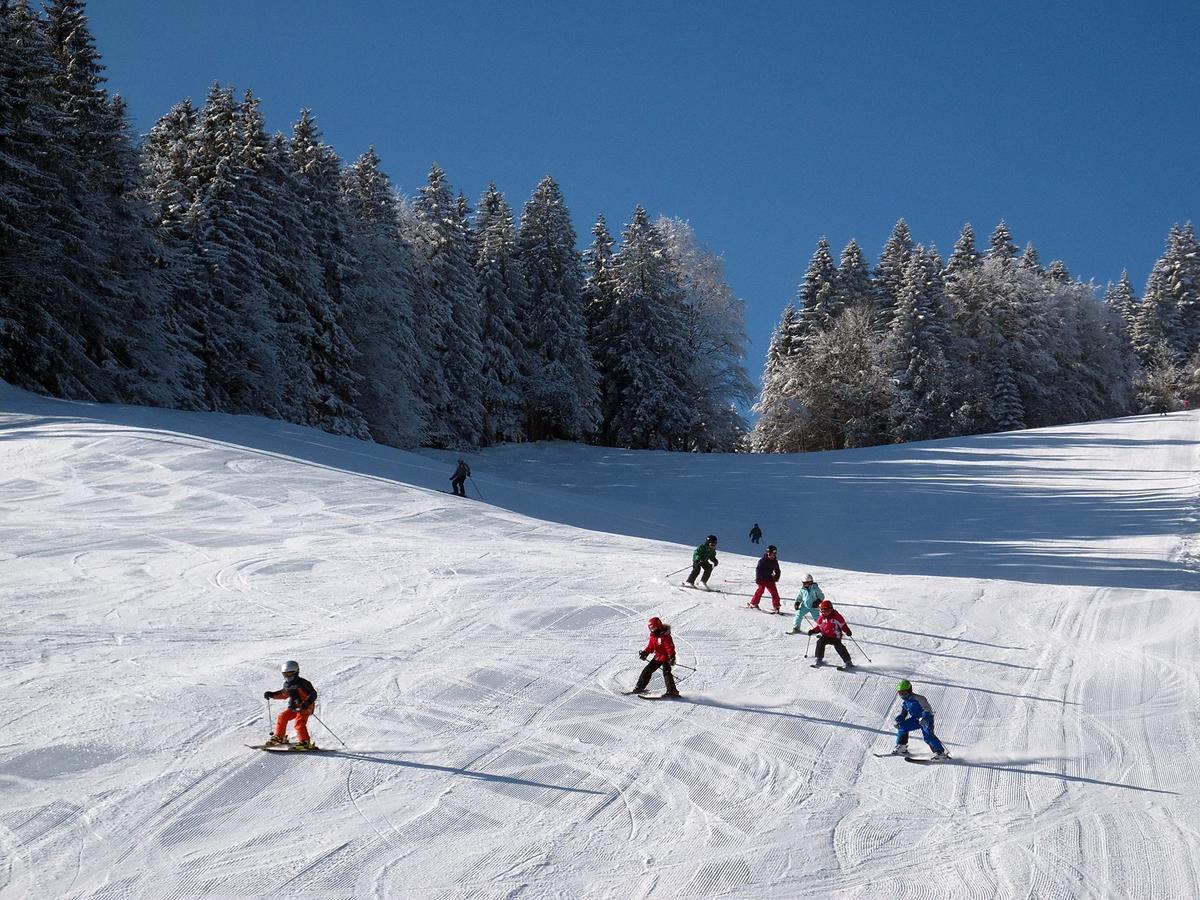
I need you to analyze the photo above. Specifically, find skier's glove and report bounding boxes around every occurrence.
[712,559,719,567]
[808,628,818,635]
[263,691,273,699]
[795,602,801,610]
[894,715,904,726]
[844,628,853,636]
[638,651,648,660]
[669,657,676,665]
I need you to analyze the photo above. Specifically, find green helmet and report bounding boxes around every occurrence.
[896,679,912,693]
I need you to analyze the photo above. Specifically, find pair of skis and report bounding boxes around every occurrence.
[247,743,324,753]
[873,751,953,764]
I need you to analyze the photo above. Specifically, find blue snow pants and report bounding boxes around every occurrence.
[895,714,945,754]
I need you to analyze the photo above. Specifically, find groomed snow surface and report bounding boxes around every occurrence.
[1,380,1198,900]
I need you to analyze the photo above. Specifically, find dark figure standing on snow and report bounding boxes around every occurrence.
[631,616,680,698]
[685,534,719,589]
[890,679,949,759]
[449,458,471,496]
[748,545,782,612]
[749,523,762,544]
[808,600,854,668]
[263,660,319,750]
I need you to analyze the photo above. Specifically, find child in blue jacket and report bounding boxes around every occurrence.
[889,679,949,759]
[789,573,825,634]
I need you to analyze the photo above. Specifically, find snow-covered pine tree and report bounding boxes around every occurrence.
[601,206,694,448]
[797,237,840,337]
[787,304,892,450]
[1048,278,1131,421]
[340,147,427,447]
[473,183,527,444]
[1134,341,1182,413]
[1131,264,1179,365]
[946,260,1025,433]
[1155,223,1200,359]
[1046,260,1071,284]
[887,247,953,442]
[396,194,452,444]
[944,223,980,283]
[1019,242,1043,274]
[986,220,1018,263]
[584,214,621,435]
[186,83,285,415]
[657,216,754,451]
[1104,270,1137,342]
[233,97,315,425]
[873,219,914,331]
[515,175,600,440]
[289,109,369,439]
[750,304,805,452]
[0,0,103,398]
[412,163,485,446]
[835,239,874,311]
[138,98,207,407]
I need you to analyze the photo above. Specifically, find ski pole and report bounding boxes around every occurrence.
[265,698,272,731]
[664,565,691,579]
[469,476,483,500]
[311,711,347,747]
[672,663,697,672]
[804,632,812,658]
[847,634,872,663]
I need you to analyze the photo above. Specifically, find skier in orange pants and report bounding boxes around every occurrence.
[263,660,319,749]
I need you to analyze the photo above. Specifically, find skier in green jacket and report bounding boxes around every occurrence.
[684,534,719,590]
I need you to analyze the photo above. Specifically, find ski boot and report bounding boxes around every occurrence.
[662,691,682,699]
[266,734,290,746]
[788,627,801,634]
[931,750,951,760]
[293,740,319,751]
[890,744,909,756]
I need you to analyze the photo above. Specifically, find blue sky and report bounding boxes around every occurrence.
[88,1,1199,373]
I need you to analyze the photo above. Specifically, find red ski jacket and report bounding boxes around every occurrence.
[812,610,850,640]
[643,627,676,662]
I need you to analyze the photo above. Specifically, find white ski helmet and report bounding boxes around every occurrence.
[281,660,300,674]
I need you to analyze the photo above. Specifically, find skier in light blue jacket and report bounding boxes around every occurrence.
[789,573,825,634]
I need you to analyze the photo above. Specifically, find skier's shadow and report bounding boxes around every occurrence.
[852,667,1076,705]
[856,622,1026,651]
[854,639,1039,670]
[685,697,892,737]
[317,751,606,795]
[942,757,1176,795]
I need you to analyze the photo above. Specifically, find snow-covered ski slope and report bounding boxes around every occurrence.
[1,380,1199,900]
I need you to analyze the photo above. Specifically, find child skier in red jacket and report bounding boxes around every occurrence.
[807,600,855,668]
[630,617,681,698]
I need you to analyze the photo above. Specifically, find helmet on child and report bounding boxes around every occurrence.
[897,679,912,693]
[818,600,832,611]
[766,545,777,553]
[803,573,815,584]
[647,616,663,632]
[706,534,718,544]
[282,660,300,674]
